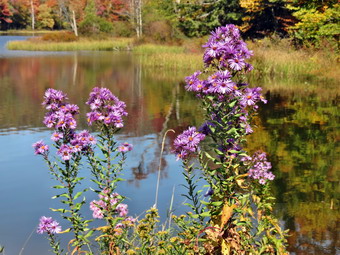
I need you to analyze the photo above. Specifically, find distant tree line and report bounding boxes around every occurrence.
[0,0,339,48]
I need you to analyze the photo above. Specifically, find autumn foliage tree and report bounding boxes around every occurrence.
[96,0,128,22]
[288,0,339,49]
[0,0,13,27]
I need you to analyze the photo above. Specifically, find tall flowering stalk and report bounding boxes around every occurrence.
[85,88,132,223]
[34,87,134,253]
[84,87,135,253]
[174,25,288,254]
[34,89,95,251]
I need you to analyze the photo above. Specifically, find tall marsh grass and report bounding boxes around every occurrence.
[7,38,133,51]
[134,44,185,54]
[136,52,202,71]
[247,38,340,82]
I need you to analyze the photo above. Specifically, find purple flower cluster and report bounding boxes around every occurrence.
[247,151,275,184]
[173,127,205,160]
[240,87,267,109]
[33,140,49,156]
[118,142,133,153]
[203,24,253,71]
[51,130,96,161]
[183,25,268,146]
[90,189,131,219]
[34,89,97,161]
[86,87,127,128]
[42,89,79,131]
[37,216,61,234]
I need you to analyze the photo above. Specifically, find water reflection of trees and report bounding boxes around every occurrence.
[2,51,338,253]
[247,90,339,255]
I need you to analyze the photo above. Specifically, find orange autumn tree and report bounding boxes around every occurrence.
[0,0,13,26]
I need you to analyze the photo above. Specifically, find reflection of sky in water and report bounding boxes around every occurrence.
[0,130,189,255]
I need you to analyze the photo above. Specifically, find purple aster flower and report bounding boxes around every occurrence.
[248,151,275,184]
[173,126,205,160]
[228,58,246,71]
[37,216,61,234]
[51,132,63,142]
[86,87,127,128]
[240,88,257,107]
[118,143,133,153]
[185,71,202,92]
[70,130,96,153]
[42,89,67,110]
[33,140,49,155]
[42,89,79,131]
[57,144,73,161]
[202,25,253,72]
[116,203,128,217]
[90,190,130,219]
[90,200,106,219]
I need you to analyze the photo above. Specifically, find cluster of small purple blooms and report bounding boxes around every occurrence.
[173,126,206,160]
[90,189,131,219]
[203,24,253,72]
[179,25,275,185]
[33,89,97,161]
[90,190,135,234]
[243,151,275,185]
[37,216,62,234]
[42,88,79,131]
[184,25,267,142]
[86,87,127,128]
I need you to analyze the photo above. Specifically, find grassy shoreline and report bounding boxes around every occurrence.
[5,36,339,84]
[7,37,133,51]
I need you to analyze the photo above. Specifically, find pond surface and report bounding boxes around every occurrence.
[0,36,339,255]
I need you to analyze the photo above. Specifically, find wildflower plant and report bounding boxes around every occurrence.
[33,87,134,254]
[33,24,288,255]
[173,24,288,254]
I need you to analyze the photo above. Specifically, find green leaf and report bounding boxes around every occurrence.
[229,150,240,154]
[53,185,65,189]
[210,201,223,206]
[74,191,83,200]
[199,211,211,217]
[50,208,70,213]
[84,229,95,238]
[229,100,237,108]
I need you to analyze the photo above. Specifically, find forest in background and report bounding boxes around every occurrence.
[0,0,339,50]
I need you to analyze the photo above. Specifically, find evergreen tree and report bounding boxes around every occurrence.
[240,0,295,38]
[177,0,243,37]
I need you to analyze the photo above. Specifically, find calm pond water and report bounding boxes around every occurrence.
[0,36,338,255]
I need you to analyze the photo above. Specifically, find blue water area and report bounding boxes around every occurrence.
[0,130,189,254]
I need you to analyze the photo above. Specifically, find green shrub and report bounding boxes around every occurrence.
[78,17,113,35]
[144,20,172,43]
[112,21,135,37]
